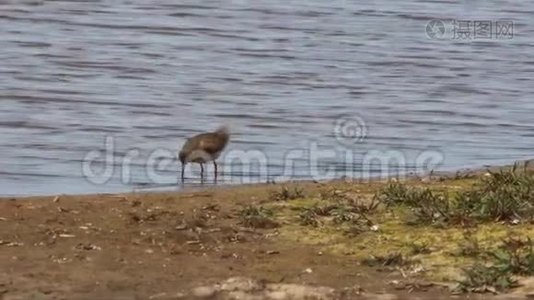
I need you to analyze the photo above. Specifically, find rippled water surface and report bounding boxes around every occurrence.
[1,0,534,195]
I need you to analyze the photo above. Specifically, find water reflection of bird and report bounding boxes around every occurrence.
[178,125,230,182]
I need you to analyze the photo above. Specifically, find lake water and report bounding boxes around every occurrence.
[1,0,534,196]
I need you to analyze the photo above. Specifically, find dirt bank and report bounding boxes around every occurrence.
[2,162,534,299]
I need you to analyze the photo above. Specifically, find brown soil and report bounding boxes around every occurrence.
[0,176,529,300]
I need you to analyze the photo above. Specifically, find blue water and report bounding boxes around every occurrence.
[1,0,533,195]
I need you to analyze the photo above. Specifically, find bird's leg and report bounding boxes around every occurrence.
[181,163,185,183]
[200,163,204,178]
[213,161,218,182]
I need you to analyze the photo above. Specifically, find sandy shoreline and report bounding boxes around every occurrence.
[7,158,534,201]
[2,160,534,299]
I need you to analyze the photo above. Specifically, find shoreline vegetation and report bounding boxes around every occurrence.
[2,160,534,299]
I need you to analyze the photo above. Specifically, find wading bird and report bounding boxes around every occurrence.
[178,125,230,182]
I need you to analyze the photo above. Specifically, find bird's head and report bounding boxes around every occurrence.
[178,151,187,164]
[215,124,230,136]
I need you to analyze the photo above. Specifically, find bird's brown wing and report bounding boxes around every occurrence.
[198,134,227,155]
[180,137,198,155]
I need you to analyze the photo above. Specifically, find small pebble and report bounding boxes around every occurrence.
[148,292,167,299]
[59,234,76,238]
[192,286,217,298]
